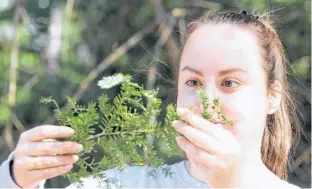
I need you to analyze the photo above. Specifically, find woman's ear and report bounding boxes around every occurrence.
[267,80,282,115]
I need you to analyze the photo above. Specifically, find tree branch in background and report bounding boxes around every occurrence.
[150,0,180,96]
[5,1,21,149]
[44,6,62,76]
[23,75,41,91]
[65,0,75,18]
[73,22,158,101]
[143,0,176,164]
[19,6,31,26]
[8,108,25,132]
[44,22,158,124]
[114,0,133,44]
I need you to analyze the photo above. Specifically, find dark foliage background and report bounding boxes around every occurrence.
[0,0,310,188]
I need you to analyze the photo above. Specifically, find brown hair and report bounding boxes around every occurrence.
[177,10,301,180]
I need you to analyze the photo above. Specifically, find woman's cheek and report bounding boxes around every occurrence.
[177,89,202,115]
[221,86,267,148]
[220,87,255,137]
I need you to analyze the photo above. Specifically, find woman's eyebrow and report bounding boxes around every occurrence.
[181,66,204,76]
[217,68,248,76]
[180,66,247,77]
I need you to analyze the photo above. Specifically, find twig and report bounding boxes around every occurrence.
[114,0,133,43]
[80,128,162,142]
[23,75,40,90]
[5,1,21,149]
[8,108,25,132]
[8,6,20,107]
[44,22,158,124]
[73,22,157,101]
[65,0,75,18]
[19,6,31,26]
[45,7,62,75]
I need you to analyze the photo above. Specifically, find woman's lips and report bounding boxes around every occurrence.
[210,119,221,124]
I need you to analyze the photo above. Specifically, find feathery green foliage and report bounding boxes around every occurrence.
[197,88,233,125]
[40,73,232,188]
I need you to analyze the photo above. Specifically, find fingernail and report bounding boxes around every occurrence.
[175,136,184,143]
[79,144,84,152]
[172,120,179,126]
[64,127,75,134]
[73,155,79,162]
[66,164,73,169]
[177,108,186,116]
[172,120,182,128]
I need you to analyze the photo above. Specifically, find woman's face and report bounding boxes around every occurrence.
[177,24,269,152]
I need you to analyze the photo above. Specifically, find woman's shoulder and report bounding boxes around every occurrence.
[66,160,187,188]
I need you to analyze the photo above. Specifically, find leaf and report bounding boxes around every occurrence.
[147,169,157,181]
[40,96,53,104]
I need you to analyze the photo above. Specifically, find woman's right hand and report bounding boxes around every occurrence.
[12,125,84,188]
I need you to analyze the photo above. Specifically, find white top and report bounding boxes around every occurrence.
[66,160,211,188]
[0,151,301,188]
[0,151,211,188]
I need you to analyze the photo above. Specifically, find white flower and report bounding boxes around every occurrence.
[97,73,131,89]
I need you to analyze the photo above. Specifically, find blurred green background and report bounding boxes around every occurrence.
[0,0,310,188]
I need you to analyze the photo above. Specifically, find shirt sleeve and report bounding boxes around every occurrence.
[0,151,46,189]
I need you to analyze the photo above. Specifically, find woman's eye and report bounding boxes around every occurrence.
[221,80,239,88]
[185,79,202,88]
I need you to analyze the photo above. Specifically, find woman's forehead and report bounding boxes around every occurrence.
[180,24,261,72]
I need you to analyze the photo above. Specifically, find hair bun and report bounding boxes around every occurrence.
[239,10,259,20]
[239,10,248,15]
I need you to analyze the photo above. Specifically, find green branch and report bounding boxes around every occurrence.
[40,73,232,188]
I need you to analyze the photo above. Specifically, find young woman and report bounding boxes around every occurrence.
[0,10,301,188]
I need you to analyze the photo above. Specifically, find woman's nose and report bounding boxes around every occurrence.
[203,79,218,99]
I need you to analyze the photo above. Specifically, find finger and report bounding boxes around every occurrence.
[172,121,221,154]
[183,141,239,188]
[189,155,212,175]
[21,141,83,156]
[42,139,56,142]
[29,164,73,182]
[191,159,213,185]
[186,154,212,186]
[191,157,237,188]
[21,125,74,142]
[176,136,218,169]
[21,155,79,170]
[176,108,224,139]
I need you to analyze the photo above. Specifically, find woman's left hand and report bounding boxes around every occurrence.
[172,107,243,188]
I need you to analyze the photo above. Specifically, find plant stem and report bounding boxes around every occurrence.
[80,128,162,142]
[52,99,60,110]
